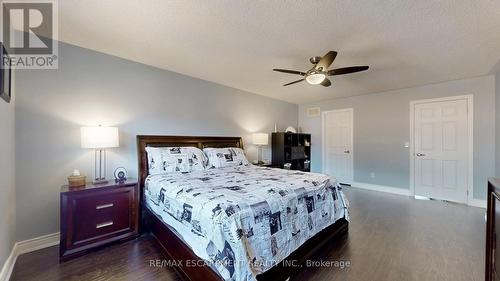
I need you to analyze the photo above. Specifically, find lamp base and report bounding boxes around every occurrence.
[93,149,108,185]
[93,178,109,185]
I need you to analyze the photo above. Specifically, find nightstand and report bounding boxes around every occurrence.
[59,179,139,262]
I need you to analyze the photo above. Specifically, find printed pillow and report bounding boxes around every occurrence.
[145,147,163,175]
[203,147,250,168]
[146,146,206,175]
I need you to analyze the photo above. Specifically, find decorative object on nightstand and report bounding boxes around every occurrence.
[114,167,128,183]
[81,126,119,184]
[67,169,86,187]
[59,179,139,262]
[252,133,269,164]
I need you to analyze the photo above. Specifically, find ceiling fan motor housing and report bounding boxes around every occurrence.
[310,56,322,64]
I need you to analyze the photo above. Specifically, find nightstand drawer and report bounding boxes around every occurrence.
[60,181,139,262]
[72,189,133,243]
[74,189,131,223]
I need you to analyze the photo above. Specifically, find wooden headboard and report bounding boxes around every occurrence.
[136,135,244,194]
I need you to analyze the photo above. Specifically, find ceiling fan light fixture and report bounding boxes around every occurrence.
[273,51,368,87]
[306,73,326,85]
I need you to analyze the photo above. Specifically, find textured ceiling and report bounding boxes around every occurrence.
[58,0,500,104]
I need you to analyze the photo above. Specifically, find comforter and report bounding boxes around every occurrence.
[145,165,349,281]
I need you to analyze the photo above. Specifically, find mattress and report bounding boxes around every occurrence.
[145,165,349,281]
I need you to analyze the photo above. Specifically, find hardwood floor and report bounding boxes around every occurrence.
[10,187,485,281]
[10,236,181,281]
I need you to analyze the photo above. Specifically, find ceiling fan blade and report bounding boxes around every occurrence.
[315,51,337,71]
[283,79,305,86]
[328,66,369,76]
[273,69,306,76]
[321,78,331,87]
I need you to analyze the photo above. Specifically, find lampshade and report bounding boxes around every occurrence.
[252,133,269,145]
[81,126,119,149]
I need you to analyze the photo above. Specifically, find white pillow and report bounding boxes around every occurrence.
[203,147,250,169]
[145,147,163,175]
[146,146,207,175]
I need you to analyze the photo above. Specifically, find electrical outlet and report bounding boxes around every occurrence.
[370,172,375,178]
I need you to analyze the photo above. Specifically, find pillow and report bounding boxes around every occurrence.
[146,146,206,175]
[145,147,163,175]
[203,147,250,168]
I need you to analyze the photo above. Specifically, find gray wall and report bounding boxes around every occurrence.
[0,73,16,269]
[15,42,298,241]
[299,75,495,200]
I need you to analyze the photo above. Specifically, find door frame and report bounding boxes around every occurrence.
[322,108,354,184]
[409,94,474,204]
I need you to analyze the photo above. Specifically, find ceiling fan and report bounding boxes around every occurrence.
[273,51,369,87]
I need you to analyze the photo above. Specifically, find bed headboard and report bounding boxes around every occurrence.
[136,135,244,195]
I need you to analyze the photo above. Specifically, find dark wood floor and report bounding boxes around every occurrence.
[10,187,485,281]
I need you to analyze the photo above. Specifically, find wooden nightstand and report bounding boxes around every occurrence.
[59,179,140,262]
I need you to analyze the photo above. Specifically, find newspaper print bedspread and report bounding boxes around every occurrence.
[145,165,349,281]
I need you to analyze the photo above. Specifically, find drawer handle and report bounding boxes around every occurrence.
[96,203,114,210]
[96,221,113,229]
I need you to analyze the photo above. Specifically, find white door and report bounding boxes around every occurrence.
[323,109,353,184]
[413,98,469,203]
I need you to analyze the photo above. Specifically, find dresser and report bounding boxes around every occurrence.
[59,179,140,262]
[486,178,500,281]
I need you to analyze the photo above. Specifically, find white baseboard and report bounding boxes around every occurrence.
[0,246,16,281]
[0,232,59,281]
[351,181,412,196]
[14,232,60,256]
[350,181,486,209]
[468,199,487,209]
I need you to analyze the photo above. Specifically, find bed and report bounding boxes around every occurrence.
[137,135,349,281]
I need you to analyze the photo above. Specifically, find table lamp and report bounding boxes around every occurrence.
[81,126,119,184]
[252,133,269,164]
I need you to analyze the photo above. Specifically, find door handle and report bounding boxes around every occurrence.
[416,153,426,157]
[344,150,350,154]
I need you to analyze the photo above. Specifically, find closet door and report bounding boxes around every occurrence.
[322,108,353,184]
[413,98,468,203]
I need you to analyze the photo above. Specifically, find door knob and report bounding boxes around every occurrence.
[416,153,426,157]
[344,150,350,154]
